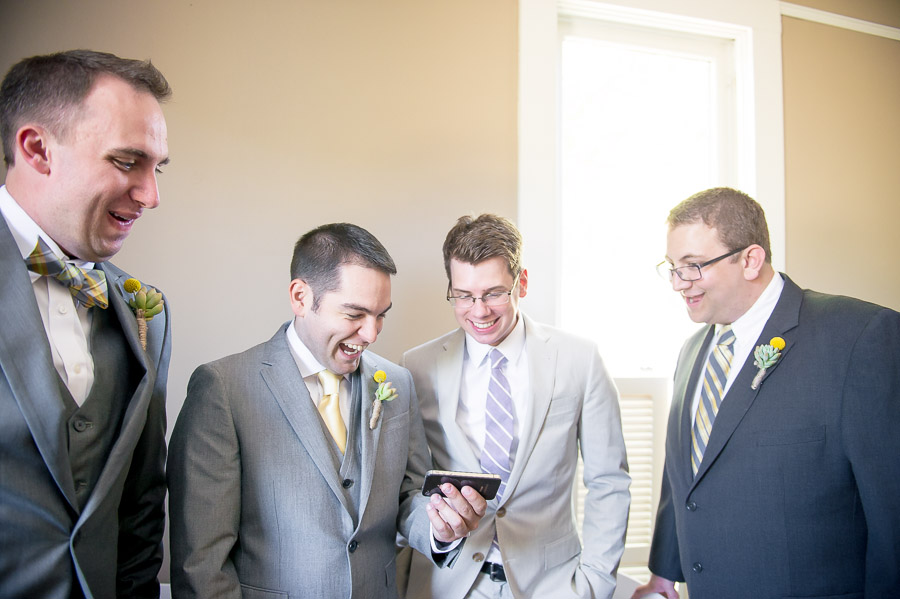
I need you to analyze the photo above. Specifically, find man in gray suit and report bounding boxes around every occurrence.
[0,50,172,597]
[168,223,487,598]
[633,187,900,599]
[402,214,630,598]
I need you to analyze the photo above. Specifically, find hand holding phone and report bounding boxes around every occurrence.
[422,469,501,501]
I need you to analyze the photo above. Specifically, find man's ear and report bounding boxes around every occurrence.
[742,245,767,281]
[16,125,52,175]
[517,268,528,298]
[289,278,313,317]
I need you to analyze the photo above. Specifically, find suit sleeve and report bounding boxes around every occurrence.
[574,349,631,598]
[167,363,243,599]
[646,458,684,582]
[116,298,171,598]
[395,367,462,568]
[842,307,900,595]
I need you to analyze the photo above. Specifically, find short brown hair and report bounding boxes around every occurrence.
[0,49,172,166]
[290,223,397,311]
[667,187,772,263]
[442,214,523,282]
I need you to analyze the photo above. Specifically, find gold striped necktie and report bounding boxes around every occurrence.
[691,325,736,476]
[317,370,347,453]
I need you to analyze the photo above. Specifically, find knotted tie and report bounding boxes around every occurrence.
[481,349,514,500]
[317,370,347,453]
[24,237,108,309]
[691,325,736,476]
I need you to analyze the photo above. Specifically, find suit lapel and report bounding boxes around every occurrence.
[81,271,156,517]
[502,315,555,504]
[357,356,387,521]
[691,276,802,485]
[261,329,351,513]
[437,331,482,472]
[677,326,714,484]
[0,217,79,509]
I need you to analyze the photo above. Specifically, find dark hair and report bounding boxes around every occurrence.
[442,214,523,282]
[667,187,772,263]
[0,49,172,166]
[290,223,397,310]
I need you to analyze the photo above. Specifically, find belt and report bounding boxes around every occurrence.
[480,561,506,582]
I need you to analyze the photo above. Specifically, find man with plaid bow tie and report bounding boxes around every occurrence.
[0,50,172,598]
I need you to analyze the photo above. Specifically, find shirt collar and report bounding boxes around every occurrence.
[0,184,96,269]
[725,271,785,342]
[286,319,331,379]
[464,312,527,367]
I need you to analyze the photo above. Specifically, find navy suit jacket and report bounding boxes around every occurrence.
[648,275,900,599]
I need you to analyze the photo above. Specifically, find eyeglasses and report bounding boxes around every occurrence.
[656,246,748,282]
[447,273,520,308]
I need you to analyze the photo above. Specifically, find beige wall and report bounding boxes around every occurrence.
[782,4,900,310]
[0,0,519,428]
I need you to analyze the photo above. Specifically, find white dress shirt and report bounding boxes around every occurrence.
[459,314,528,562]
[285,320,351,427]
[1,185,95,406]
[691,272,785,422]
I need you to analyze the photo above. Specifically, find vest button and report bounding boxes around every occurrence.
[496,507,507,517]
[692,562,703,573]
[73,419,90,432]
[686,501,698,511]
[342,479,353,489]
[348,540,358,553]
[472,552,485,562]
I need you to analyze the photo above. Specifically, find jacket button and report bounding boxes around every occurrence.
[348,540,358,553]
[472,552,485,562]
[73,419,90,433]
[342,479,353,489]
[496,507,506,518]
[686,501,697,511]
[692,562,703,573]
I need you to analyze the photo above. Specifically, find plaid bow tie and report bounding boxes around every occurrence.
[24,238,109,309]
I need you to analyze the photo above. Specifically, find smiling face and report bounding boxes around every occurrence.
[29,75,169,261]
[665,222,759,325]
[448,256,527,347]
[290,263,392,375]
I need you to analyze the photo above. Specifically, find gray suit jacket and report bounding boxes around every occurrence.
[0,214,171,598]
[168,323,448,599]
[648,275,900,599]
[403,314,630,599]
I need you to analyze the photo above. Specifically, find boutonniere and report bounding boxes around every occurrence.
[369,370,398,430]
[751,336,786,389]
[124,278,164,350]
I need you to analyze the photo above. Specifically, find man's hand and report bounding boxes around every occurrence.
[426,483,487,543]
[631,574,678,599]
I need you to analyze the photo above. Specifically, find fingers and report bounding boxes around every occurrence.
[426,484,487,543]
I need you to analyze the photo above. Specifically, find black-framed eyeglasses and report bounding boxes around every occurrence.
[447,273,521,308]
[656,246,748,282]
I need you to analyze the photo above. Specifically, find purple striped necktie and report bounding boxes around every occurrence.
[481,348,514,501]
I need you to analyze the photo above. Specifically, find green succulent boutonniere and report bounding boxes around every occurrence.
[124,278,164,350]
[751,336,786,389]
[369,370,398,430]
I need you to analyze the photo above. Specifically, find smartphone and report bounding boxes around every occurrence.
[422,469,502,500]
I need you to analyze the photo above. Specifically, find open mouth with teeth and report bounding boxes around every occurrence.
[340,342,365,356]
[471,318,498,330]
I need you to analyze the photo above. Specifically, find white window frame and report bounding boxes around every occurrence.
[519,0,786,326]
[519,0,786,578]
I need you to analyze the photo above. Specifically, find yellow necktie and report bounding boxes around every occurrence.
[317,370,347,453]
